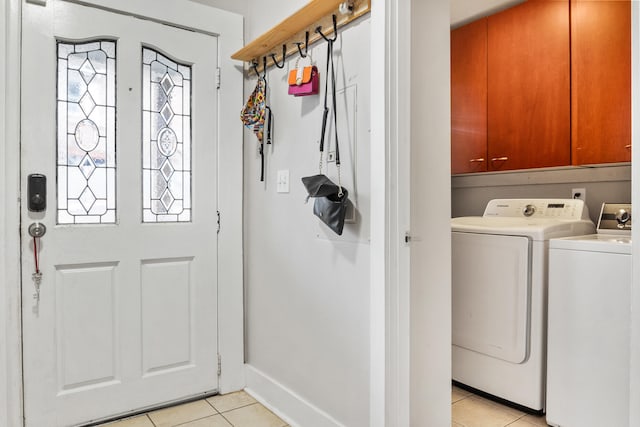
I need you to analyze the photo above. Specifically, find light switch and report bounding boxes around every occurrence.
[276,169,289,193]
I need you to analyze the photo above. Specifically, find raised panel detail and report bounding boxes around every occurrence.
[571,0,631,165]
[487,1,570,171]
[451,18,488,174]
[141,258,193,375]
[452,233,531,364]
[56,263,119,393]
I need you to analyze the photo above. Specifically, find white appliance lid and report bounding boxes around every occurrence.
[451,217,596,240]
[451,199,596,240]
[549,234,632,254]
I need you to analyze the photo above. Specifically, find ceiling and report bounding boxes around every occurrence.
[450,0,525,27]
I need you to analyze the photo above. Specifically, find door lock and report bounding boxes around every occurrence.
[28,222,46,238]
[27,174,47,212]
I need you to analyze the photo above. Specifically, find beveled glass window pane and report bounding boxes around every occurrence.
[142,47,192,223]
[57,40,116,224]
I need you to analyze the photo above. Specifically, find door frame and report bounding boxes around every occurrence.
[630,3,640,426]
[1,1,244,425]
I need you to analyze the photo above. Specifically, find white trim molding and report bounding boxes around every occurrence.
[409,0,452,425]
[629,1,639,426]
[368,0,388,424]
[369,0,412,425]
[1,0,25,426]
[244,364,345,427]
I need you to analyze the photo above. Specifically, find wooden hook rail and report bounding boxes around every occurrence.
[231,0,370,72]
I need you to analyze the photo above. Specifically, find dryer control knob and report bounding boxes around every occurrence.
[523,204,536,217]
[615,209,630,227]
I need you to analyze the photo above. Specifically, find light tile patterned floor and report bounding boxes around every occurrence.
[452,386,549,427]
[102,391,288,427]
[103,386,547,427]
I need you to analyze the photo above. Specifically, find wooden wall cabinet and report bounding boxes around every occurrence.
[451,1,571,174]
[451,0,633,174]
[451,19,488,174]
[571,0,631,165]
[487,0,570,171]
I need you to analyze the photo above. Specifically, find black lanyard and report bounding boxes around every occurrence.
[319,39,340,171]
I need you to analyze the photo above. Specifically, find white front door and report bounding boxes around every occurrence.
[21,1,219,425]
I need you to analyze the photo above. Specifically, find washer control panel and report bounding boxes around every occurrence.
[597,203,631,234]
[483,199,590,220]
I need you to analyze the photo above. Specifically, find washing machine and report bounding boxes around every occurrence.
[546,203,632,427]
[451,199,595,411]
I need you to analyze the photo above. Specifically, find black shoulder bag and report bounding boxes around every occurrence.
[301,39,349,236]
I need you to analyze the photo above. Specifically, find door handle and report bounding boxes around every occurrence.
[490,157,509,162]
[28,222,46,238]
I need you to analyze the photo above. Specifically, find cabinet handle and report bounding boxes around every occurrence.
[625,145,632,149]
[469,158,485,163]
[490,156,509,162]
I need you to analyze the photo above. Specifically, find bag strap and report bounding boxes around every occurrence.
[262,57,273,182]
[318,40,343,197]
[329,41,342,195]
[318,41,331,171]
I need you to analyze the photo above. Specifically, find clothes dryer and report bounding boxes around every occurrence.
[451,199,595,411]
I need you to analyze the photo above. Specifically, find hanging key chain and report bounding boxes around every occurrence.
[32,236,42,301]
[28,222,46,302]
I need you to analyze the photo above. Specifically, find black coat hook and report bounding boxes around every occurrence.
[296,31,310,58]
[251,57,267,79]
[316,14,338,43]
[270,45,287,69]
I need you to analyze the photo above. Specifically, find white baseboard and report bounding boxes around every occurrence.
[244,364,345,427]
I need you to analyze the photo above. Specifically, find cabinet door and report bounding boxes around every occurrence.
[487,0,570,171]
[571,0,631,165]
[451,19,487,174]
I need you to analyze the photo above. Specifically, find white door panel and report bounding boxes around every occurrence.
[452,232,531,364]
[21,1,219,425]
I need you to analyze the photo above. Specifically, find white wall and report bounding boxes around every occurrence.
[0,0,7,418]
[409,0,452,425]
[452,165,632,224]
[241,2,372,426]
[450,0,524,27]
[1,0,8,421]
[189,0,247,18]
[244,2,302,42]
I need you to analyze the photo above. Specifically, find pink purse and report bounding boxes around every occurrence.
[288,56,319,96]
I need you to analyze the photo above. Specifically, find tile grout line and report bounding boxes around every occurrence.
[503,412,529,427]
[451,392,473,405]
[160,396,231,426]
[145,414,157,427]
[452,393,541,427]
[172,413,223,427]
[218,402,282,427]
[218,410,234,427]
[215,401,262,415]
[149,397,221,427]
[203,397,221,414]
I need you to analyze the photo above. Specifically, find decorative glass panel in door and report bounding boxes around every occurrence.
[57,40,116,224]
[142,47,192,223]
